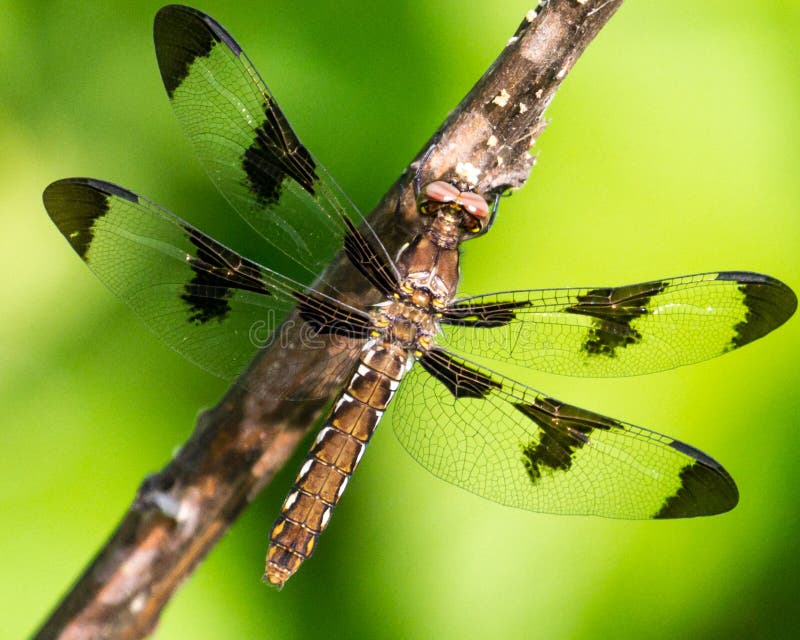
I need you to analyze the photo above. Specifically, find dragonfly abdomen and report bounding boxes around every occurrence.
[264,342,408,587]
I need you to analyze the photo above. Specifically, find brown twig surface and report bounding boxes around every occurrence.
[34,1,623,638]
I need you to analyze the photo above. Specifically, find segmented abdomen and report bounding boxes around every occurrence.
[264,341,408,587]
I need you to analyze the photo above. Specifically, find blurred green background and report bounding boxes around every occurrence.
[2,0,798,638]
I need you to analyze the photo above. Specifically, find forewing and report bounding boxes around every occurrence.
[43,178,371,388]
[441,272,796,377]
[153,5,394,288]
[392,348,738,518]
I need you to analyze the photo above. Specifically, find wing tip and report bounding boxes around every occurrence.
[44,177,138,202]
[715,271,797,346]
[43,178,138,258]
[155,5,242,53]
[653,440,739,519]
[154,5,242,98]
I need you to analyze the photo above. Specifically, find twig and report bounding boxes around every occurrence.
[34,1,623,638]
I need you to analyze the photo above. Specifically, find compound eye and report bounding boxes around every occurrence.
[458,191,490,233]
[459,191,489,217]
[417,181,460,211]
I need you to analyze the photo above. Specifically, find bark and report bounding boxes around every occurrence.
[34,1,624,638]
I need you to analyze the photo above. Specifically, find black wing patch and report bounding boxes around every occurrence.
[44,178,136,259]
[565,281,668,357]
[243,106,318,206]
[441,300,530,327]
[294,291,373,339]
[342,217,399,296]
[717,271,798,348]
[654,440,739,518]
[419,349,500,399]
[154,5,230,99]
[516,399,615,483]
[182,226,270,324]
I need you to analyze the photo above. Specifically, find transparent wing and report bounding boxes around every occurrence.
[392,348,738,519]
[43,178,370,391]
[440,272,796,377]
[153,5,397,290]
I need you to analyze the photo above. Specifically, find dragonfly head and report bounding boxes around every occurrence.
[417,181,491,240]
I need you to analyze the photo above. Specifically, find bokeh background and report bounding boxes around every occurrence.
[2,1,798,638]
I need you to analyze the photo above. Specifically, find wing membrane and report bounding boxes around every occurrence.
[43,178,371,385]
[440,272,796,377]
[392,348,738,519]
[153,5,396,288]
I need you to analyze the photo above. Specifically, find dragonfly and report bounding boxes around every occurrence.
[43,5,796,588]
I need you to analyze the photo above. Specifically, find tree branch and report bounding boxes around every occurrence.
[34,1,623,638]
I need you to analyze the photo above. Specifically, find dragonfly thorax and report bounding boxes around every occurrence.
[372,297,440,352]
[395,234,460,305]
